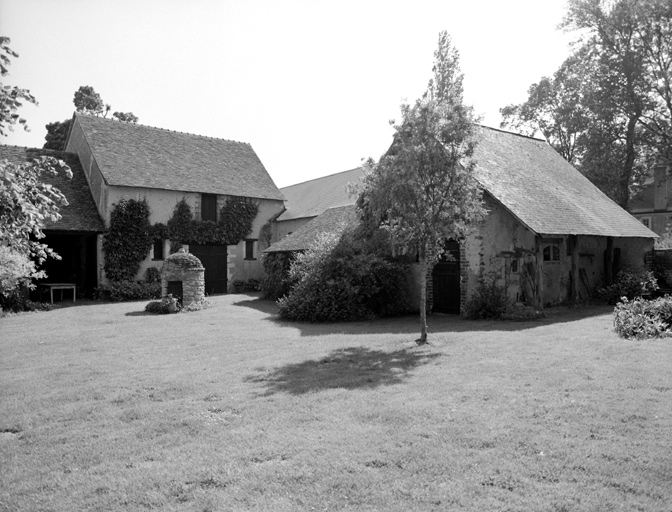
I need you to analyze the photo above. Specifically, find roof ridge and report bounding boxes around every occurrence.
[74,112,252,145]
[281,166,363,190]
[476,123,546,143]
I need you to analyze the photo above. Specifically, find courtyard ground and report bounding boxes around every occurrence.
[1,294,670,511]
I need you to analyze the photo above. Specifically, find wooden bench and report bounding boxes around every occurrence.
[40,283,76,304]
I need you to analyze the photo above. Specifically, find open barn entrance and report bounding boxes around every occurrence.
[432,240,461,314]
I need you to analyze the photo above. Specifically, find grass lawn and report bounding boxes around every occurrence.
[1,294,671,511]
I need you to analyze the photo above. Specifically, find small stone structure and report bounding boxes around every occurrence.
[160,249,205,306]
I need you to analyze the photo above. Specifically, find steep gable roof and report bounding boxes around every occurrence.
[266,205,359,252]
[472,126,655,238]
[70,113,284,201]
[0,146,105,233]
[277,167,362,221]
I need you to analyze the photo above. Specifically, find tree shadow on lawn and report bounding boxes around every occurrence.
[244,346,442,396]
[233,297,614,337]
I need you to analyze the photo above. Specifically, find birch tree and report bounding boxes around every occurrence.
[358,31,485,344]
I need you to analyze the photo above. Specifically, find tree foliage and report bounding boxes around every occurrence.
[501,0,672,207]
[357,31,485,343]
[43,85,139,150]
[43,118,72,150]
[0,36,37,137]
[0,156,72,263]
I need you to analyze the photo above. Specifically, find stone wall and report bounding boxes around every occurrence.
[160,251,205,306]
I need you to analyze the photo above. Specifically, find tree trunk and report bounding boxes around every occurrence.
[618,114,639,208]
[418,245,428,345]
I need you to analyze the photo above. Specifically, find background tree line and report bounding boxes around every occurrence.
[501,0,671,208]
[44,85,138,150]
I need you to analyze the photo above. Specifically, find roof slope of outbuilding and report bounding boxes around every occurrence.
[0,146,105,232]
[472,125,655,238]
[265,204,359,252]
[70,113,284,201]
[277,167,363,221]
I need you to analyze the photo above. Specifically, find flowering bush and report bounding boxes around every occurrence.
[613,296,672,339]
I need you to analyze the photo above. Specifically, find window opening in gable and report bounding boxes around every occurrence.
[640,216,651,229]
[202,194,217,222]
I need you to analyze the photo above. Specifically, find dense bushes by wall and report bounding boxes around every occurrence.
[277,225,412,322]
[462,273,510,319]
[98,280,161,302]
[598,269,659,304]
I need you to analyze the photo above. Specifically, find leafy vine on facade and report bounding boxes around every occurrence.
[164,197,259,251]
[103,196,259,281]
[103,198,153,281]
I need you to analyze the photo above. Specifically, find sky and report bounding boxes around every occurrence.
[0,0,574,188]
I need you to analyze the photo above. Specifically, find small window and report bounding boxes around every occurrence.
[245,240,256,260]
[543,244,560,262]
[511,258,519,273]
[640,217,651,229]
[202,193,217,222]
[153,239,164,260]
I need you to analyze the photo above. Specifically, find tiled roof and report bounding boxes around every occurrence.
[71,113,284,201]
[266,125,656,254]
[277,167,363,221]
[265,205,359,252]
[472,125,655,238]
[0,146,105,232]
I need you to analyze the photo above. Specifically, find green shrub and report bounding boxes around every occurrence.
[260,252,295,300]
[463,274,511,319]
[145,266,161,283]
[277,227,411,322]
[144,294,181,314]
[101,280,161,302]
[245,278,260,291]
[145,300,170,314]
[613,296,672,339]
[599,270,659,304]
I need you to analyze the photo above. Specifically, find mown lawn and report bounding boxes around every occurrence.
[1,295,670,511]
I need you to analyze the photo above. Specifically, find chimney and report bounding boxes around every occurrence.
[654,163,668,211]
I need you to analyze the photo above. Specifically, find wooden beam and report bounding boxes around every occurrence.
[569,235,579,303]
[536,236,544,310]
[605,237,614,286]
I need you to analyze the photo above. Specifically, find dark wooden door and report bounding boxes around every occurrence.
[189,244,228,295]
[432,240,460,314]
[167,281,183,304]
